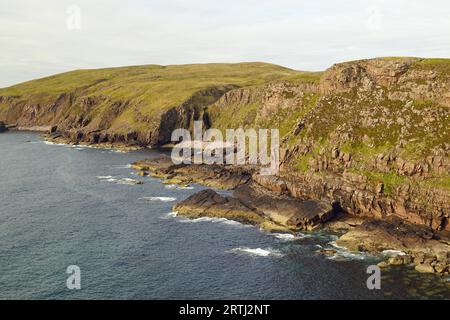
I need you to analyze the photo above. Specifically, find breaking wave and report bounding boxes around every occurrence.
[177,216,249,227]
[111,164,132,169]
[139,196,177,202]
[164,184,194,190]
[324,241,373,261]
[227,247,284,257]
[272,233,296,241]
[381,250,406,257]
[97,176,142,185]
[43,141,67,146]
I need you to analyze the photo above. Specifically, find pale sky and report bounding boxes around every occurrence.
[1,0,450,87]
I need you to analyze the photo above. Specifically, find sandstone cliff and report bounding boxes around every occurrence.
[0,63,297,145]
[207,58,449,231]
[1,58,448,231]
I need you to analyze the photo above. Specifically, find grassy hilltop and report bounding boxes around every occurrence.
[0,63,303,134]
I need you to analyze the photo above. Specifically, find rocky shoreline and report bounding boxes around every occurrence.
[132,156,450,276]
[2,58,449,277]
[44,132,143,152]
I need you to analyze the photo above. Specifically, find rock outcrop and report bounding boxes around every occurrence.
[0,63,296,147]
[132,157,252,189]
[1,58,449,234]
[133,156,336,231]
[206,58,449,232]
[331,216,450,275]
[134,156,449,273]
[173,189,265,225]
[233,184,334,230]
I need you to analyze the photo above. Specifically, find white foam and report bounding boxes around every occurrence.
[43,141,67,146]
[296,232,314,239]
[96,175,114,179]
[167,211,178,217]
[117,178,141,185]
[221,219,247,227]
[228,247,284,257]
[381,250,407,257]
[112,164,132,169]
[164,184,194,190]
[97,176,142,185]
[272,233,296,241]
[139,196,177,202]
[179,217,221,223]
[177,217,249,228]
[325,241,371,261]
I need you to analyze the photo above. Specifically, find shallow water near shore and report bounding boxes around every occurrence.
[1,132,449,299]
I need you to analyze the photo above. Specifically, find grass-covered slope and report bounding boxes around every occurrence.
[205,58,450,230]
[0,62,301,142]
[0,57,448,229]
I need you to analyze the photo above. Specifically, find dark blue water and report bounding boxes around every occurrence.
[0,132,449,300]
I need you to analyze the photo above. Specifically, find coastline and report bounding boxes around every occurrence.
[5,128,450,277]
[131,156,450,276]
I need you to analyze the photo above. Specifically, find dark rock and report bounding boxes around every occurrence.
[173,189,264,225]
[233,184,335,230]
[0,121,8,133]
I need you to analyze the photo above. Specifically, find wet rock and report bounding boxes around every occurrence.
[336,216,450,273]
[173,189,265,225]
[132,156,252,190]
[233,184,335,231]
[174,184,335,231]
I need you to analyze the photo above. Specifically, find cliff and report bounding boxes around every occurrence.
[1,58,449,232]
[207,58,450,231]
[0,62,299,145]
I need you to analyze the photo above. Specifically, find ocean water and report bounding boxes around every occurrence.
[0,132,449,300]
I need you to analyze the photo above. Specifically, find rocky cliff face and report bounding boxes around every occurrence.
[1,58,448,231]
[0,85,233,146]
[207,58,450,231]
[0,62,296,146]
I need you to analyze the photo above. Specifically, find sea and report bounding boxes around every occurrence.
[0,131,449,299]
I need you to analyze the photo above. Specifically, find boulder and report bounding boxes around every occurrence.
[233,184,335,230]
[173,189,264,225]
[415,263,435,274]
[174,186,335,231]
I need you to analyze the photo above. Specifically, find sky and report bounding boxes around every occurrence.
[1,0,450,87]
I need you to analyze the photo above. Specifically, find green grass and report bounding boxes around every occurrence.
[412,58,450,74]
[295,155,312,172]
[360,171,408,196]
[422,177,450,189]
[281,71,324,84]
[0,62,303,132]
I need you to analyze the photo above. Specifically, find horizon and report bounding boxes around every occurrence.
[1,55,447,89]
[2,0,450,87]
